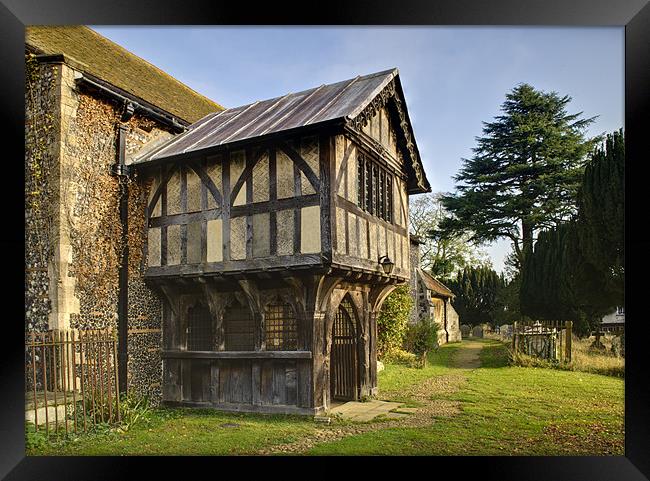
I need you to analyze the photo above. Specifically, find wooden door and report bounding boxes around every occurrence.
[331,297,359,401]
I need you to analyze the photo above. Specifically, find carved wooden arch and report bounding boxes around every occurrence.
[369,283,401,313]
[340,291,364,335]
[322,288,348,356]
[314,275,344,314]
[147,161,223,215]
[259,288,306,322]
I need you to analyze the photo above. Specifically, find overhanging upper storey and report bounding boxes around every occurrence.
[131,68,431,194]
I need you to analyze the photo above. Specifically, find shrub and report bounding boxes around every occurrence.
[117,392,152,432]
[382,347,420,368]
[25,422,47,450]
[404,316,440,356]
[377,285,413,358]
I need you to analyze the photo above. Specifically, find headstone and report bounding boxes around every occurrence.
[500,324,512,339]
[472,325,483,338]
[460,324,471,338]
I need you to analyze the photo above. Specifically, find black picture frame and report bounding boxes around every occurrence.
[2,1,648,479]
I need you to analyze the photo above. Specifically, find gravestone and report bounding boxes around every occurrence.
[460,324,471,338]
[472,325,483,338]
[500,324,512,339]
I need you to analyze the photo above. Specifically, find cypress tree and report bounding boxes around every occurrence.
[578,129,624,303]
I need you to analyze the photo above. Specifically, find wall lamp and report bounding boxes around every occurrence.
[378,255,395,275]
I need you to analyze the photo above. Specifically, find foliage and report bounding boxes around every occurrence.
[404,316,440,357]
[448,266,504,326]
[409,193,491,280]
[377,285,413,358]
[493,273,523,325]
[577,129,624,304]
[117,392,153,432]
[440,83,599,269]
[25,422,48,451]
[381,348,420,368]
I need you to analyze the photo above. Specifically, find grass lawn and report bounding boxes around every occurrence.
[27,339,624,456]
[308,339,624,455]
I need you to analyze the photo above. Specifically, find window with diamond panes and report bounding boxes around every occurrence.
[187,303,214,351]
[223,301,255,351]
[264,302,298,351]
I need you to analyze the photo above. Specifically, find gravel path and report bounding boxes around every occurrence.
[256,341,484,455]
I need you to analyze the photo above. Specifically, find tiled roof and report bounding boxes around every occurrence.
[25,26,224,124]
[418,269,455,298]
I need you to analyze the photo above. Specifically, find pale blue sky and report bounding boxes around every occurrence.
[91,26,624,273]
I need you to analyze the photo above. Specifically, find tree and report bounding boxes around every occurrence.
[440,83,599,270]
[448,266,503,327]
[409,192,491,281]
[520,221,613,336]
[577,129,624,304]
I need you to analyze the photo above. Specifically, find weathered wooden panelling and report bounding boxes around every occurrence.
[219,360,253,404]
[162,359,181,402]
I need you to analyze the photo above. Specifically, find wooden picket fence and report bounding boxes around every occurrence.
[25,328,121,438]
[512,320,573,363]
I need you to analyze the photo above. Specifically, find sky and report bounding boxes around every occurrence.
[90,26,624,274]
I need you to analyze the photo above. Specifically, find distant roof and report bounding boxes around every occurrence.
[25,26,224,124]
[132,67,431,193]
[418,269,455,298]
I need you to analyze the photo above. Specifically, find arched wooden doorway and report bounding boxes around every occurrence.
[330,296,359,401]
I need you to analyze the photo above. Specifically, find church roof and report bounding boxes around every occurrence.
[25,26,224,124]
[418,269,455,298]
[132,68,430,193]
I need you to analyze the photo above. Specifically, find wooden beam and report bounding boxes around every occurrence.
[230,194,319,218]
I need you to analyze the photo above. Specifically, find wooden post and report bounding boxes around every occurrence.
[512,321,518,357]
[565,320,572,362]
